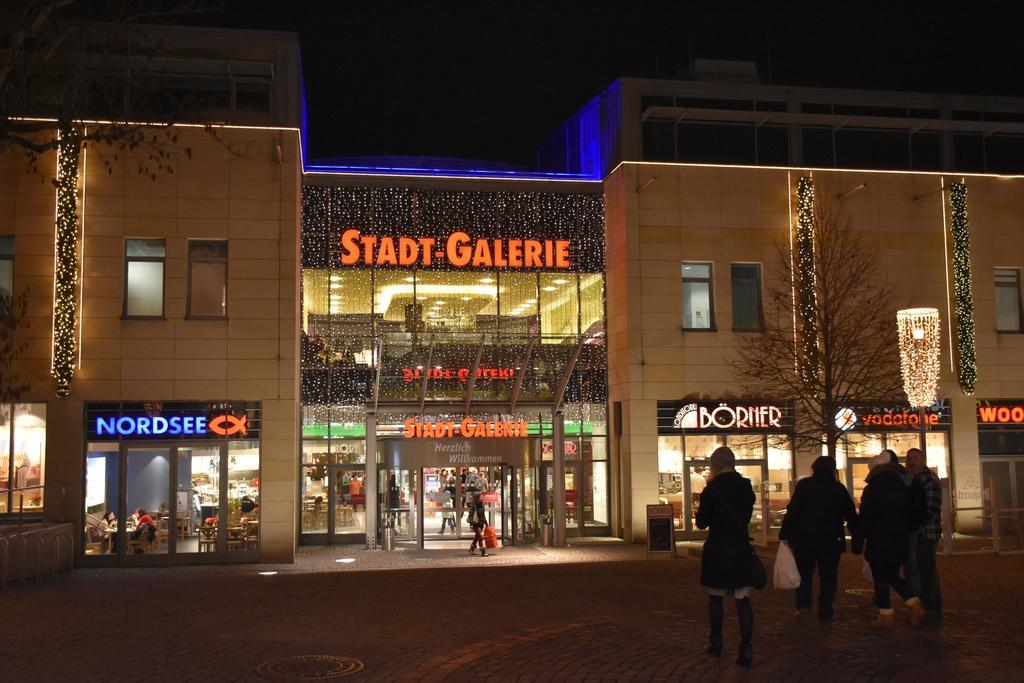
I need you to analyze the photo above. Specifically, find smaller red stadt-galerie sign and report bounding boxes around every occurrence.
[403,418,529,439]
[339,229,571,269]
[402,367,515,383]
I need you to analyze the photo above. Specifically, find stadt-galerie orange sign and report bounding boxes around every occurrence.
[403,418,529,439]
[339,229,571,268]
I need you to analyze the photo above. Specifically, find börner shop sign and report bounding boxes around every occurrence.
[657,400,794,434]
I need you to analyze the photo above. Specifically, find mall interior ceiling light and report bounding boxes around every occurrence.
[542,286,556,292]
[480,277,495,284]
[553,279,568,285]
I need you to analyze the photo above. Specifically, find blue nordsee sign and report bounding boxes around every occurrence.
[95,415,208,437]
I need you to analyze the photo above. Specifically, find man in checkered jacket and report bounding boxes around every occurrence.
[905,448,943,619]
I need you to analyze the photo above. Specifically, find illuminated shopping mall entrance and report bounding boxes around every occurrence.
[379,436,537,549]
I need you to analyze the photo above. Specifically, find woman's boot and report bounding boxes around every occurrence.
[905,597,925,627]
[735,597,753,668]
[870,608,895,628]
[705,595,723,657]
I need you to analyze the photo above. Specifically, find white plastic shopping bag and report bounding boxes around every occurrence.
[773,541,801,590]
[862,558,873,583]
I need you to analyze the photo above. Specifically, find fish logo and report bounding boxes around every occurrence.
[208,413,248,436]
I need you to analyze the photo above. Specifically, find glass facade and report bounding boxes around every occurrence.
[82,402,261,561]
[300,185,608,544]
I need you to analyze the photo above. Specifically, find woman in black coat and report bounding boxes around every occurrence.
[695,446,756,668]
[778,456,860,622]
[859,450,924,627]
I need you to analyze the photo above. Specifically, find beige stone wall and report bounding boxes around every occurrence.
[0,125,300,562]
[607,162,1021,539]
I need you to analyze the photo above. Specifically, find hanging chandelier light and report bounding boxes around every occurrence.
[897,308,941,408]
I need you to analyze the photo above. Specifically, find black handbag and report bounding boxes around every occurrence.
[710,483,767,590]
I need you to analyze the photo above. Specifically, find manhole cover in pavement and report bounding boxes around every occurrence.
[256,655,364,680]
[844,588,874,597]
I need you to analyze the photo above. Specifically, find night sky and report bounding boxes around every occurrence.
[195,1,1024,167]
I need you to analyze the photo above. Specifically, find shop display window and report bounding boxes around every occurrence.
[228,440,260,552]
[84,444,119,555]
[0,403,46,514]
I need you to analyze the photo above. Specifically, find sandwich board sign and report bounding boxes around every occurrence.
[646,504,676,558]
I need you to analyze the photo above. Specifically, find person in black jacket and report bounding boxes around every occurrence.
[860,450,924,628]
[695,446,757,668]
[779,456,861,622]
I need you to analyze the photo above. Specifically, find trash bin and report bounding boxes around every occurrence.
[540,516,553,547]
[382,524,396,551]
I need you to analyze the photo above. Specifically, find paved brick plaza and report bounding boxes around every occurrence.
[2,544,1022,682]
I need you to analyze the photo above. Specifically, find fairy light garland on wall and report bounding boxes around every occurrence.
[794,177,819,386]
[300,185,606,411]
[897,308,941,407]
[948,181,977,395]
[51,128,81,398]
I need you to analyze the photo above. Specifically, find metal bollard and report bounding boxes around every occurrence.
[0,534,7,590]
[381,523,396,551]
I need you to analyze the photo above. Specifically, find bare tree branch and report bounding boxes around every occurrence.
[734,197,903,458]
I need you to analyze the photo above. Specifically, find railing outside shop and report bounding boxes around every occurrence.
[0,484,77,589]
[933,477,1024,556]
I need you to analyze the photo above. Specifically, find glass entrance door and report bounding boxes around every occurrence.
[845,458,873,509]
[420,465,507,546]
[123,446,172,560]
[330,464,366,540]
[384,467,417,542]
[541,462,582,538]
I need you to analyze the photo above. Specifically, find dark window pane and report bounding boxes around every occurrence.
[731,264,762,330]
[953,110,982,121]
[755,100,787,112]
[236,80,271,113]
[641,95,674,109]
[126,239,165,257]
[910,132,942,171]
[0,236,13,257]
[802,126,834,167]
[676,97,752,111]
[979,431,1024,456]
[836,129,908,169]
[984,111,1024,123]
[954,134,985,172]
[189,240,228,260]
[189,262,227,317]
[995,268,1021,332]
[677,122,755,164]
[985,135,1024,173]
[756,125,789,165]
[833,104,908,118]
[801,103,832,114]
[642,121,675,161]
[909,108,940,119]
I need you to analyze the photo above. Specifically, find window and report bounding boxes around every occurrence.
[731,264,763,331]
[996,268,1023,332]
[0,236,13,301]
[124,239,165,317]
[187,240,228,318]
[0,403,47,514]
[682,263,714,330]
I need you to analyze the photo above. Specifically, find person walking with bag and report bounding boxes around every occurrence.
[859,450,925,628]
[695,446,759,668]
[466,491,489,557]
[778,456,861,622]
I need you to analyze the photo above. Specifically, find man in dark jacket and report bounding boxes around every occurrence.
[696,446,757,668]
[779,456,861,622]
[859,450,924,628]
[904,447,943,618]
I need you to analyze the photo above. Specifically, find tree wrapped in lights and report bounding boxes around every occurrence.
[734,190,902,459]
[949,181,977,395]
[51,126,81,397]
[794,177,819,385]
[897,308,941,407]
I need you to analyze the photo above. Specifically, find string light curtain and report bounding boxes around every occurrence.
[51,127,81,397]
[897,308,941,407]
[949,181,977,395]
[794,177,819,386]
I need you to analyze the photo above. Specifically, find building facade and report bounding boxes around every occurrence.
[8,33,1024,565]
